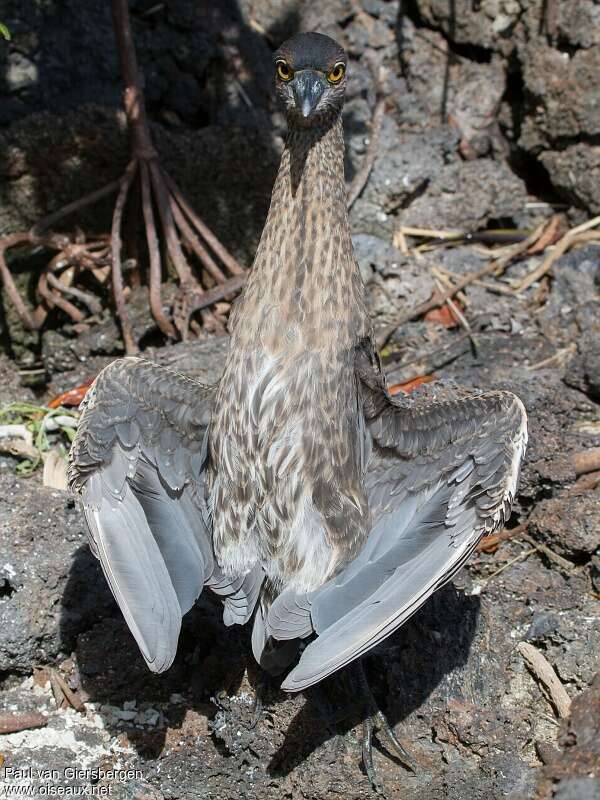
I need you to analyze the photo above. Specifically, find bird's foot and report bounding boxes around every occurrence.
[352,661,417,793]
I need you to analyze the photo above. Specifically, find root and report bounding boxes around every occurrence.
[0,0,245,354]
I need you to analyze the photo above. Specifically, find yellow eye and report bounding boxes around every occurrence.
[276,61,294,82]
[327,62,346,83]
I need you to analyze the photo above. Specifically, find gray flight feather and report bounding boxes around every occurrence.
[278,348,527,691]
[69,357,263,673]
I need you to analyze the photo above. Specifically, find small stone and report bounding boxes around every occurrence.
[114,709,138,721]
[6,53,39,92]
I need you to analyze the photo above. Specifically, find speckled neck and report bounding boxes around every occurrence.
[229,113,371,351]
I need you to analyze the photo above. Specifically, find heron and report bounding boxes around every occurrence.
[69,31,527,790]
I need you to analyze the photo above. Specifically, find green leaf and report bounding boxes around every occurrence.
[61,426,76,443]
[0,401,79,476]
[0,23,11,41]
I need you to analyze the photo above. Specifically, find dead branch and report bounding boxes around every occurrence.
[185,274,248,314]
[518,642,572,719]
[110,159,139,355]
[476,522,528,553]
[49,668,86,712]
[521,532,575,573]
[377,223,545,348]
[0,711,48,734]
[514,216,600,292]
[568,470,600,495]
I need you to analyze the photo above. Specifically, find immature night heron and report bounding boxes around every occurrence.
[69,32,527,789]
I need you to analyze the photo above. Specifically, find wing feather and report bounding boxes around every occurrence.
[69,357,263,673]
[279,345,527,691]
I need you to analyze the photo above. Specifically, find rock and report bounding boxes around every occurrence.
[98,780,165,800]
[591,555,600,594]
[447,57,508,159]
[398,158,527,231]
[344,14,395,54]
[539,677,600,799]
[40,286,177,374]
[0,354,36,406]
[164,68,203,122]
[414,0,522,51]
[525,612,560,643]
[349,121,460,237]
[528,494,600,561]
[5,52,39,92]
[553,779,600,800]
[541,145,600,216]
[0,675,130,792]
[363,122,459,212]
[0,104,278,261]
[352,233,436,322]
[520,44,600,149]
[0,470,116,672]
[555,0,600,49]
[565,326,600,401]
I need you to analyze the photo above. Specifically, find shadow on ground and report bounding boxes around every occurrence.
[61,538,479,775]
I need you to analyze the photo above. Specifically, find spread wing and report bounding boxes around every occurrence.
[69,357,263,673]
[275,346,527,691]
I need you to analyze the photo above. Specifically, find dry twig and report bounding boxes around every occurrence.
[476,522,528,553]
[568,470,600,496]
[518,642,572,718]
[0,711,48,734]
[514,216,600,293]
[526,214,563,254]
[377,223,545,348]
[49,668,86,712]
[521,532,575,573]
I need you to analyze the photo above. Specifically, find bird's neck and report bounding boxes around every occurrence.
[230,114,370,350]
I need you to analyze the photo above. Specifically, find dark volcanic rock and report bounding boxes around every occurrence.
[528,494,600,561]
[398,158,527,232]
[0,470,116,672]
[555,0,600,49]
[0,105,279,265]
[0,354,36,406]
[538,676,600,799]
[414,0,522,52]
[520,44,600,149]
[352,233,436,323]
[541,145,600,216]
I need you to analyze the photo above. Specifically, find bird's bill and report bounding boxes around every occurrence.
[292,70,327,118]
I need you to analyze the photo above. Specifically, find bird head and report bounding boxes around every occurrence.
[274,32,347,126]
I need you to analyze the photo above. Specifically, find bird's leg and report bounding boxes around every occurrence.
[249,674,268,729]
[351,660,417,791]
[308,680,355,729]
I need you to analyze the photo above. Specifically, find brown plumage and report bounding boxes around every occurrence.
[69,31,527,788]
[208,46,372,595]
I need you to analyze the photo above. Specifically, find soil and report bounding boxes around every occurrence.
[0,2,598,799]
